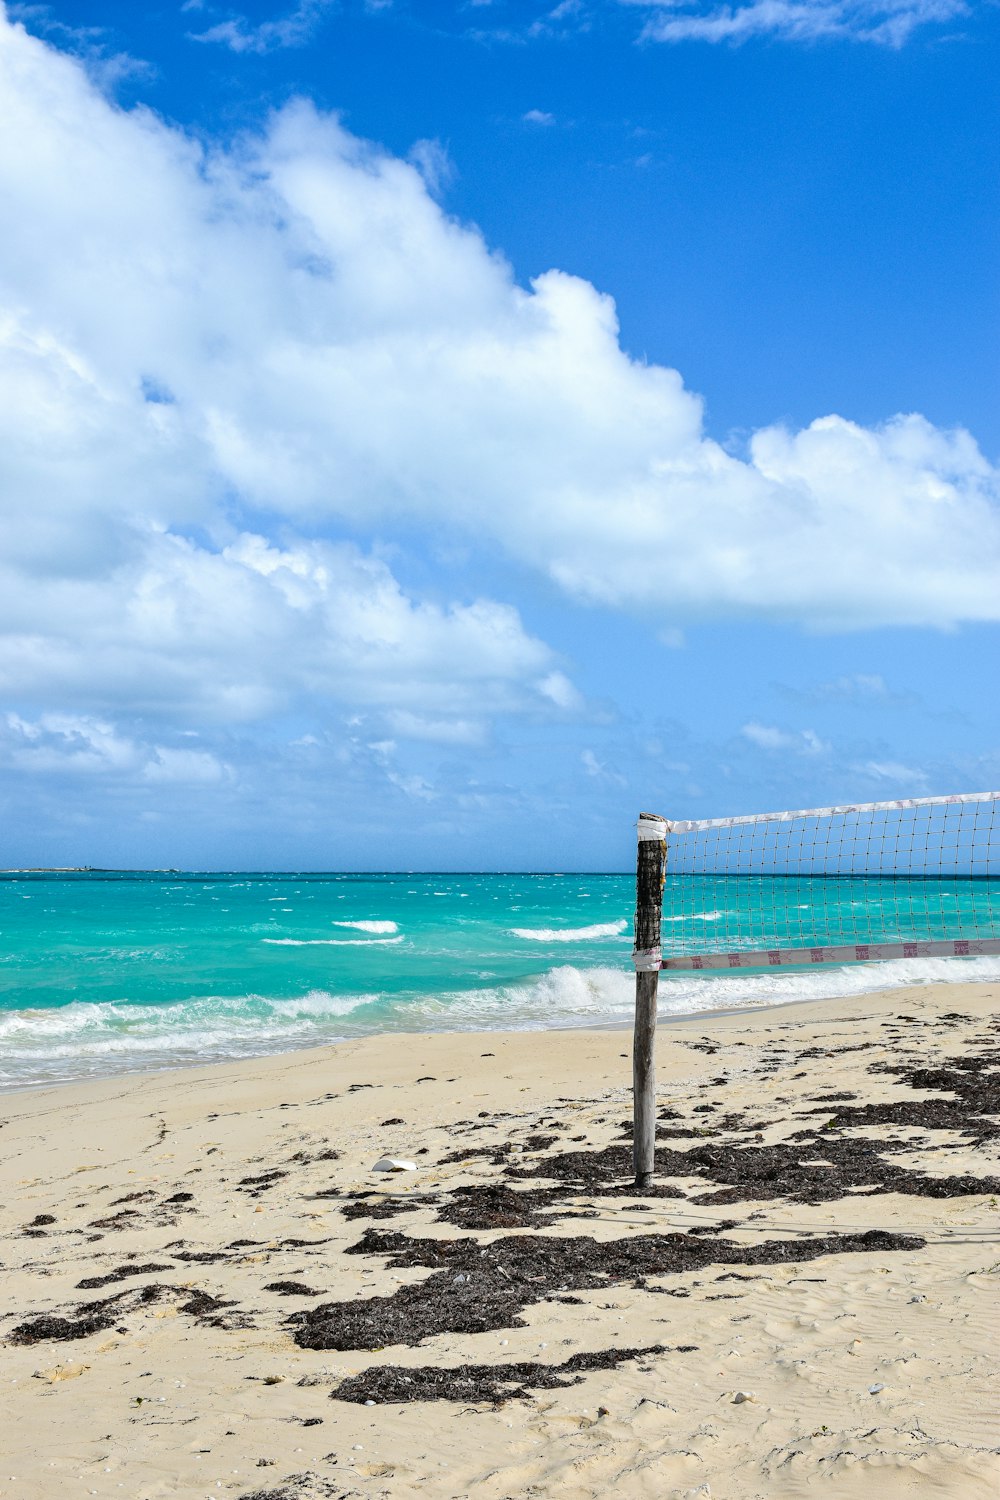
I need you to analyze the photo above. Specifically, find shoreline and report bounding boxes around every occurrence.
[2,979,998,1499]
[6,958,1000,1100]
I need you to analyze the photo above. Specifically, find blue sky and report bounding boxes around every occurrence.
[0,0,997,869]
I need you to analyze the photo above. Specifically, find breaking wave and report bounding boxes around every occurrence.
[261,936,404,946]
[331,920,399,934]
[510,920,629,942]
[3,951,999,1091]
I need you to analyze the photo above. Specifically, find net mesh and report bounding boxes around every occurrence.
[658,792,1000,971]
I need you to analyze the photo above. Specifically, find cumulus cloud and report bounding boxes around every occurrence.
[1,4,998,780]
[2,712,230,782]
[0,526,564,728]
[625,0,969,47]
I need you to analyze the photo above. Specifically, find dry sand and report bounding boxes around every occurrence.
[1,980,999,1499]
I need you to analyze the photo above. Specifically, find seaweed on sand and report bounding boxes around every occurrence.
[290,1226,922,1352]
[828,1047,1000,1145]
[507,1143,685,1198]
[8,1282,246,1345]
[8,1282,172,1344]
[331,1343,674,1404]
[77,1262,175,1289]
[510,1120,1000,1208]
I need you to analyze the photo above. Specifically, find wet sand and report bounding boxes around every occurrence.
[2,980,999,1499]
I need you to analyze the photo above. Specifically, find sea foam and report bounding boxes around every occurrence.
[262,936,403,946]
[3,949,1000,1091]
[331,920,399,934]
[511,919,629,942]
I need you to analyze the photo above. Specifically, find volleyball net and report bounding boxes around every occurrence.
[634,791,1000,974]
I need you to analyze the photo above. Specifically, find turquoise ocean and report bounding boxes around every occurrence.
[2,870,998,1090]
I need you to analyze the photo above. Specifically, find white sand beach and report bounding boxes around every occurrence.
[2,980,999,1500]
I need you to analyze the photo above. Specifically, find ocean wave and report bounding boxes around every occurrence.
[656,951,1000,1017]
[511,920,629,942]
[0,989,382,1089]
[3,950,999,1091]
[331,920,399,934]
[403,965,634,1029]
[261,936,404,946]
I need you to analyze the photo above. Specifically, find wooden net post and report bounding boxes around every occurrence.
[632,812,667,1189]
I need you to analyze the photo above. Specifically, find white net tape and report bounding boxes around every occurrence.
[650,790,1000,973]
[666,789,1000,834]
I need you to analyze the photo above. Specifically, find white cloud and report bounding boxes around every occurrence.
[387,769,438,800]
[188,0,334,54]
[1,712,230,782]
[658,627,685,649]
[851,757,928,785]
[384,710,489,745]
[581,747,627,784]
[522,108,556,125]
[626,0,969,47]
[813,672,891,701]
[537,672,585,711]
[819,672,889,700]
[741,722,829,754]
[0,2,999,776]
[407,138,455,196]
[142,746,229,784]
[0,527,566,727]
[180,0,978,52]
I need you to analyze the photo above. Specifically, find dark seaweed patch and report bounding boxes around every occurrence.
[434,1183,564,1230]
[291,1226,921,1352]
[9,1308,117,1344]
[176,1287,250,1328]
[682,1136,1000,1206]
[332,1343,671,1405]
[8,1283,171,1345]
[238,1490,301,1500]
[238,1171,289,1195]
[521,1133,559,1153]
[340,1193,419,1221]
[513,1124,1000,1208]
[437,1142,513,1166]
[77,1262,174,1289]
[8,1281,246,1345]
[829,1047,1000,1145]
[509,1143,685,1199]
[618,1118,715,1142]
[87,1209,141,1231]
[265,1281,322,1297]
[238,1477,342,1500]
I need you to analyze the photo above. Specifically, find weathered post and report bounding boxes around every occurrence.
[632,812,668,1189]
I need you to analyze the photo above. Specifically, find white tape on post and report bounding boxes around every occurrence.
[637,814,668,842]
[633,947,663,972]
